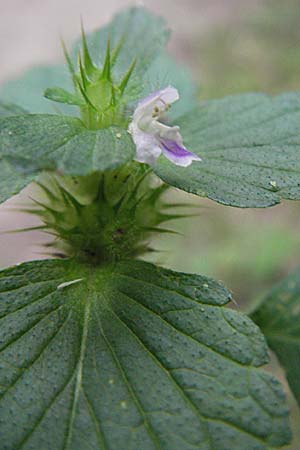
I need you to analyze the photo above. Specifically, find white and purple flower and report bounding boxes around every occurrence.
[129,86,201,167]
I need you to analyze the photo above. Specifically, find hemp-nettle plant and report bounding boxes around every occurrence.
[0,7,300,450]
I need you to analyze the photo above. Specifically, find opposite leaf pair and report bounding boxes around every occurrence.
[1,9,300,208]
[0,6,299,450]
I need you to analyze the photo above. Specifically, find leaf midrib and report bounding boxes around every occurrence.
[105,303,212,449]
[63,296,91,450]
[95,305,163,450]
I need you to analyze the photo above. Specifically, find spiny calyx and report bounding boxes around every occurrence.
[44,25,136,130]
[25,163,182,264]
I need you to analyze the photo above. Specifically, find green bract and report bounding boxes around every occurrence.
[48,28,137,130]
[0,8,170,115]
[24,164,174,262]
[0,259,291,449]
[0,5,298,450]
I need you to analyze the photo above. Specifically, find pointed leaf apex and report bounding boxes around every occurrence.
[102,38,111,80]
[78,53,88,89]
[80,19,96,76]
[119,59,136,94]
[60,38,77,87]
[111,35,125,66]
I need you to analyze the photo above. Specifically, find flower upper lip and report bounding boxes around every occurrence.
[129,86,201,167]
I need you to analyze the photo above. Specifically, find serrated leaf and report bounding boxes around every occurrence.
[119,59,136,95]
[0,258,291,449]
[251,270,300,407]
[154,93,300,208]
[0,115,135,175]
[44,88,85,106]
[80,21,98,79]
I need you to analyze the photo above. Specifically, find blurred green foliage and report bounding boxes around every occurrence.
[195,0,300,99]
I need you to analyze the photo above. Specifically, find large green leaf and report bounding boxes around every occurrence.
[0,114,135,175]
[0,258,291,449]
[155,92,300,208]
[251,270,300,407]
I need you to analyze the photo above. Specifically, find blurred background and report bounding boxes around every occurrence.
[1,0,300,447]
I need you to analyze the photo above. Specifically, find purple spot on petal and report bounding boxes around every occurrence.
[160,138,194,157]
[160,138,201,166]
